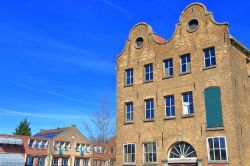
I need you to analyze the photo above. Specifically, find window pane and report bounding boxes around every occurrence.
[221,149,227,160]
[208,138,213,149]
[182,64,186,73]
[215,149,220,160]
[214,138,219,148]
[210,150,214,160]
[220,138,225,148]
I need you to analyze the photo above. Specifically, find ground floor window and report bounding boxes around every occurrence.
[124,144,135,164]
[83,159,88,166]
[169,142,197,159]
[207,137,228,161]
[143,142,157,163]
[93,160,98,166]
[74,158,80,166]
[38,156,45,166]
[108,160,114,166]
[100,160,105,166]
[52,157,58,166]
[62,158,68,166]
[26,155,34,166]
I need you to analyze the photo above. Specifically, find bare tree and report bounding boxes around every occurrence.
[83,97,115,143]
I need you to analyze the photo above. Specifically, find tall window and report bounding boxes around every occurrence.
[143,142,157,163]
[26,156,34,166]
[74,158,80,166]
[101,160,105,166]
[145,99,154,120]
[180,54,191,73]
[93,160,98,166]
[182,92,194,115]
[124,144,135,164]
[83,159,88,166]
[38,156,45,166]
[207,137,228,161]
[28,140,34,148]
[204,47,216,68]
[204,86,223,128]
[52,158,58,166]
[165,95,175,117]
[125,102,134,122]
[125,68,133,86]
[144,64,153,81]
[62,158,68,166]
[163,59,173,77]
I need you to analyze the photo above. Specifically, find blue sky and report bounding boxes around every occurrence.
[0,0,249,135]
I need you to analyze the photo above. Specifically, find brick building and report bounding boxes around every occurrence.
[0,134,25,165]
[34,125,91,166]
[116,3,250,166]
[93,136,116,166]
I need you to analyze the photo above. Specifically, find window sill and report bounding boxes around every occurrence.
[179,72,191,76]
[143,162,158,165]
[143,80,154,84]
[206,127,224,131]
[203,65,216,70]
[123,163,136,166]
[208,160,229,164]
[181,113,194,118]
[124,122,134,125]
[164,117,176,120]
[124,84,134,88]
[144,119,154,123]
[162,76,173,80]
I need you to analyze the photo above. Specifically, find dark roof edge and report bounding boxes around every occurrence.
[230,35,250,58]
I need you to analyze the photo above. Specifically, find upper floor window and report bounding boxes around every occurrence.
[207,137,228,162]
[125,102,134,123]
[163,58,173,78]
[143,142,157,163]
[180,54,191,74]
[165,95,175,118]
[204,47,216,68]
[144,64,153,81]
[124,144,135,164]
[28,140,34,148]
[182,92,194,115]
[125,68,133,86]
[145,99,154,120]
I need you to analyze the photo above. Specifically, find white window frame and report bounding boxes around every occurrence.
[180,54,191,74]
[206,136,228,162]
[203,47,216,68]
[165,95,175,118]
[125,68,133,86]
[144,63,153,81]
[163,58,173,78]
[123,143,136,165]
[182,92,194,115]
[125,102,134,122]
[145,99,154,120]
[143,142,158,164]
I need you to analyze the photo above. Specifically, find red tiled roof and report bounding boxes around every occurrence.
[155,35,166,43]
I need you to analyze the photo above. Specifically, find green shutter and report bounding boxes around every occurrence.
[204,86,223,128]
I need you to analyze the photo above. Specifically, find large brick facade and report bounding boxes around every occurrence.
[116,3,249,166]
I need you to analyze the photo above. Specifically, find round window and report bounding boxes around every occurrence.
[187,19,199,32]
[135,37,144,48]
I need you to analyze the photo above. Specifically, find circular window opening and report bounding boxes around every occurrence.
[188,19,199,32]
[135,37,144,48]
